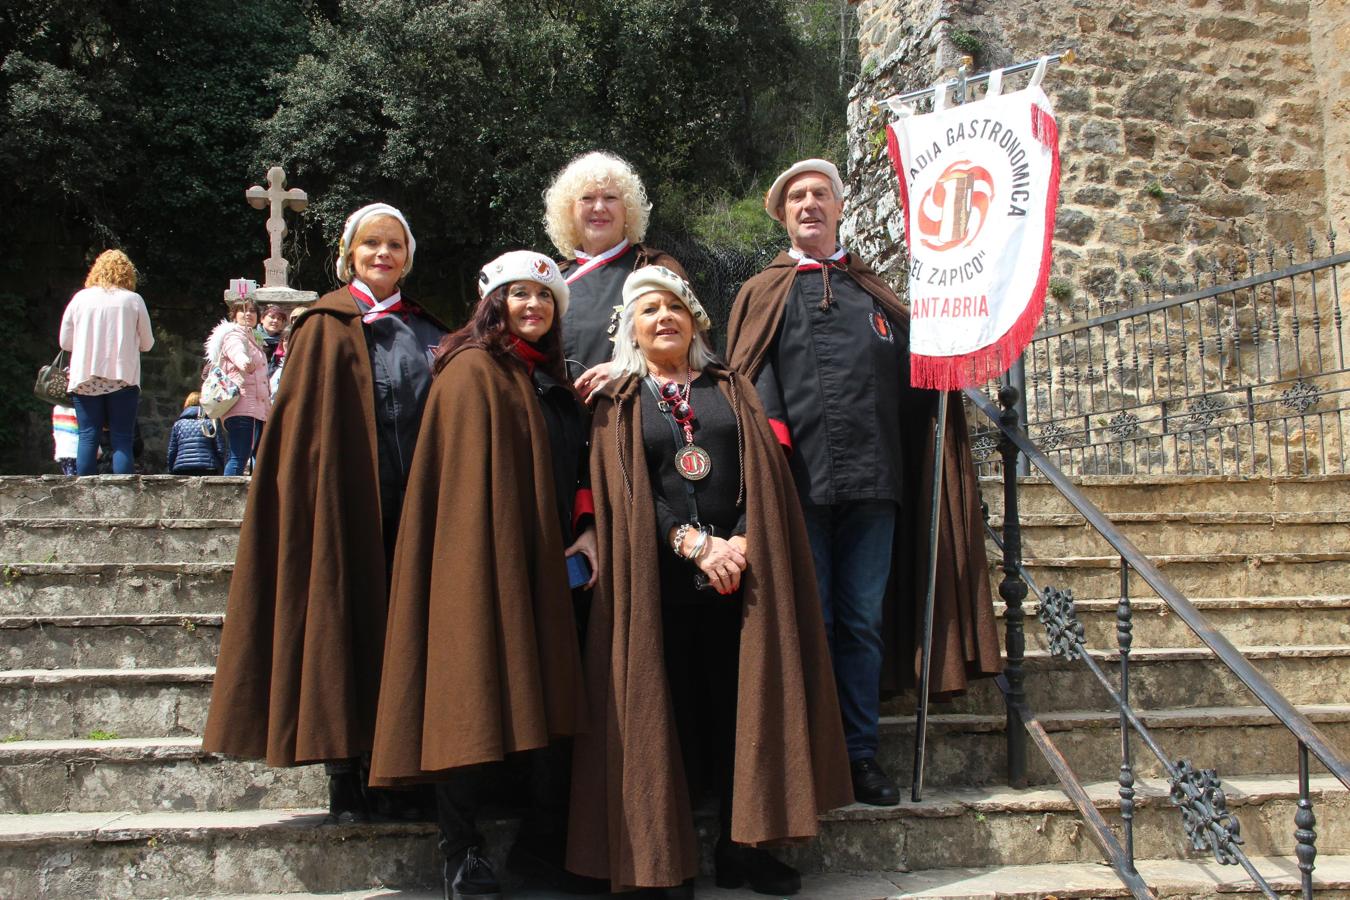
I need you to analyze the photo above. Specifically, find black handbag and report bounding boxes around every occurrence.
[34,350,71,405]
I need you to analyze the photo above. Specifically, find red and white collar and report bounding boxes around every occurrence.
[568,239,630,283]
[789,247,848,271]
[350,279,403,323]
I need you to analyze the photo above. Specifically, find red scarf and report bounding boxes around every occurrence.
[508,335,549,374]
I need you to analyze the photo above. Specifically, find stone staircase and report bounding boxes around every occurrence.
[1,474,1349,898]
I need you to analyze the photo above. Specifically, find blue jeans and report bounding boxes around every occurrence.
[72,387,139,476]
[223,416,262,476]
[803,500,897,761]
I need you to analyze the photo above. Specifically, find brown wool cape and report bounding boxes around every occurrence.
[726,251,1003,700]
[204,288,394,765]
[567,368,853,890]
[368,346,587,785]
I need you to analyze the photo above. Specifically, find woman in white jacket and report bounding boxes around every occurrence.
[59,250,154,475]
[206,297,272,475]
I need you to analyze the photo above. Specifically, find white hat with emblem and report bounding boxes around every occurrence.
[477,250,570,315]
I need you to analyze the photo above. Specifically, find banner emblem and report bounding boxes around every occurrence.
[887,76,1060,390]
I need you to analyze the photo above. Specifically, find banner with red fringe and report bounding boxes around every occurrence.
[886,78,1060,390]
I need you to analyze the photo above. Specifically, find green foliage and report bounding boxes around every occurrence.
[1048,277,1074,303]
[1,734,23,743]
[1146,181,1165,200]
[261,0,838,320]
[0,1,317,308]
[684,191,784,252]
[87,729,119,741]
[948,28,982,60]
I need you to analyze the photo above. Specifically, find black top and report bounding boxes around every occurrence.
[352,293,449,528]
[531,362,589,544]
[560,244,643,374]
[640,373,747,604]
[754,267,905,507]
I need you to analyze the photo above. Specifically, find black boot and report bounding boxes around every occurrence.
[850,756,900,806]
[322,769,369,825]
[714,838,800,895]
[508,833,610,894]
[444,845,501,900]
[639,878,694,899]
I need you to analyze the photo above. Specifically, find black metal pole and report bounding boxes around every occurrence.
[911,391,949,802]
[997,385,1028,788]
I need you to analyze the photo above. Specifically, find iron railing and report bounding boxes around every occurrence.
[970,383,1350,899]
[970,237,1349,478]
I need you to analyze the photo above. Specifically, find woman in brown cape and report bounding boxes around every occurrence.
[369,251,596,900]
[566,266,853,898]
[202,203,446,823]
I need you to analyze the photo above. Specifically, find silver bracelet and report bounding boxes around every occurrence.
[672,523,693,557]
[689,528,710,561]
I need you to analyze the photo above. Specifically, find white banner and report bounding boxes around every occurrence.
[886,69,1060,390]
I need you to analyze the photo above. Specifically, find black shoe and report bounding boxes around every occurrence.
[322,770,370,824]
[639,878,694,899]
[850,756,900,806]
[714,839,801,895]
[444,845,501,900]
[508,835,610,894]
[365,785,435,822]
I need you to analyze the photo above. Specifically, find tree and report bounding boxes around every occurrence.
[258,0,817,320]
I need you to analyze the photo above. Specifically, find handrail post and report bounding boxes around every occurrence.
[1117,558,1137,873]
[998,385,1028,788]
[1296,741,1317,899]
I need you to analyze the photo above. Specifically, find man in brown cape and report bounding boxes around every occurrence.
[725,158,1002,808]
[567,367,853,891]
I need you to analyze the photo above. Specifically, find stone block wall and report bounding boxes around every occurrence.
[845,0,1350,476]
[846,0,1345,292]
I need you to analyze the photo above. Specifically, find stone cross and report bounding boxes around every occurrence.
[246,166,308,288]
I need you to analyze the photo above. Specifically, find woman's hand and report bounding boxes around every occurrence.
[691,533,747,595]
[564,526,599,589]
[573,362,612,402]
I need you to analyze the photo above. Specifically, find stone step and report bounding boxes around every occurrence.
[174,855,1350,898]
[874,705,1350,790]
[998,595,1350,650]
[892,855,1350,899]
[0,475,248,519]
[0,517,241,565]
[1,614,222,670]
[1019,551,1350,600]
[981,473,1350,517]
[0,738,323,815]
[7,644,1348,741]
[992,509,1350,557]
[0,667,212,740]
[886,644,1350,716]
[0,563,232,617]
[9,703,1344,816]
[2,777,1344,896]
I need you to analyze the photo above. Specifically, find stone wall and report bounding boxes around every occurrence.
[846,0,1350,475]
[846,0,1344,291]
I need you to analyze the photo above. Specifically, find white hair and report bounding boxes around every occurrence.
[608,293,717,378]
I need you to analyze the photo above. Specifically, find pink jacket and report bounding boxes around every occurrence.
[206,321,272,422]
[59,287,154,389]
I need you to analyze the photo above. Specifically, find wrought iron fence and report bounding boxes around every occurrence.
[970,235,1349,477]
[970,385,1350,900]
[647,231,782,352]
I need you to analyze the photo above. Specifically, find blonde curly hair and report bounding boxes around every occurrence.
[543,151,651,259]
[84,250,138,291]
